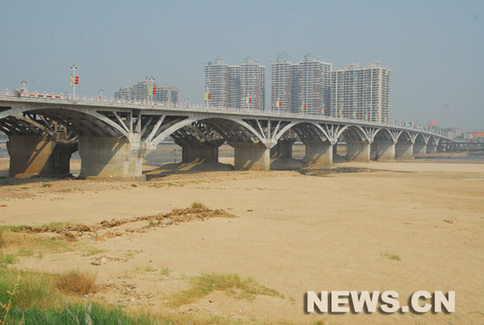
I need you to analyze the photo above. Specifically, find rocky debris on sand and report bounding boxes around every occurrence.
[9,207,234,242]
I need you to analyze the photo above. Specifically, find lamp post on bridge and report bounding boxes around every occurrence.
[148,76,155,105]
[20,80,27,95]
[70,65,78,100]
[98,89,103,102]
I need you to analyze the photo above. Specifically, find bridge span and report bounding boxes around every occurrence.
[0,94,455,179]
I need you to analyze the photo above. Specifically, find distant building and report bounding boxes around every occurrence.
[204,57,229,108]
[205,56,265,111]
[271,53,331,115]
[114,87,131,101]
[271,55,292,113]
[239,56,265,111]
[330,63,390,123]
[131,80,151,102]
[114,79,179,104]
[154,84,179,104]
[296,53,332,115]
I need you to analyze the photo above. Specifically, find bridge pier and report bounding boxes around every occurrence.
[78,136,148,180]
[233,143,271,171]
[7,134,77,178]
[413,142,427,157]
[181,139,225,163]
[426,144,437,154]
[347,140,371,162]
[374,140,396,161]
[396,140,414,160]
[304,141,333,165]
[270,139,295,159]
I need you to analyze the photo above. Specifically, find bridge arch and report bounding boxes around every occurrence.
[414,133,427,144]
[397,130,412,142]
[151,116,266,147]
[372,128,394,141]
[0,106,129,138]
[336,125,369,142]
[273,121,331,144]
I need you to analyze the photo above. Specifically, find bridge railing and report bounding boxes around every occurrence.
[0,88,447,136]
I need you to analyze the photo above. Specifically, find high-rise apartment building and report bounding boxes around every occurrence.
[131,80,151,102]
[330,63,390,122]
[154,84,179,104]
[205,56,265,111]
[239,56,265,111]
[271,53,331,115]
[114,80,179,105]
[114,87,131,101]
[271,55,292,113]
[204,57,228,108]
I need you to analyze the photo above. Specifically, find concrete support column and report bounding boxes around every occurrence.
[78,136,148,180]
[396,141,414,160]
[374,140,396,161]
[7,134,77,178]
[413,142,427,157]
[233,143,270,171]
[181,139,224,163]
[270,139,295,159]
[304,141,333,165]
[427,145,437,154]
[347,140,371,162]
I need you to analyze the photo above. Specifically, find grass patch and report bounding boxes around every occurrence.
[0,269,58,310]
[40,221,72,229]
[16,249,34,257]
[168,272,282,307]
[0,225,30,232]
[135,265,158,273]
[382,253,401,261]
[160,266,170,276]
[191,201,208,209]
[54,188,72,193]
[0,254,17,267]
[41,183,53,188]
[80,247,106,257]
[0,269,248,325]
[0,230,73,253]
[54,270,97,296]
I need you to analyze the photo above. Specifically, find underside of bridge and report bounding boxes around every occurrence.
[0,99,455,179]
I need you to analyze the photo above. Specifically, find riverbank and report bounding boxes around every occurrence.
[1,159,483,324]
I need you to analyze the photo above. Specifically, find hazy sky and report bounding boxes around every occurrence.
[1,0,482,130]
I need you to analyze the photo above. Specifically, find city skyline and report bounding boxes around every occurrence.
[0,0,482,130]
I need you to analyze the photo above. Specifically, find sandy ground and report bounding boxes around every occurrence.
[0,157,483,324]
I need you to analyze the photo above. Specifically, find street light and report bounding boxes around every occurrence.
[20,80,27,95]
[70,64,78,100]
[148,76,155,105]
[99,89,103,101]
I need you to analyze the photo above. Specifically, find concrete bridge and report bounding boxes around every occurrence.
[0,93,455,179]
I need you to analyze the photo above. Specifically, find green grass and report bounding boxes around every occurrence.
[0,268,255,325]
[41,183,53,188]
[381,253,401,261]
[0,225,30,232]
[0,254,17,267]
[16,249,34,257]
[40,222,72,229]
[160,266,171,276]
[168,272,282,307]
